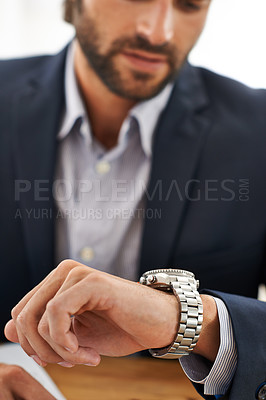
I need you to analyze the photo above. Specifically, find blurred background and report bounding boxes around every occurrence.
[0,0,265,299]
[0,0,266,88]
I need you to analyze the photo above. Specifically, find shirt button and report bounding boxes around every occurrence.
[80,247,94,262]
[96,161,111,175]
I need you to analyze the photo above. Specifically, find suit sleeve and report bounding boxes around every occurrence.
[196,289,266,400]
[180,297,237,396]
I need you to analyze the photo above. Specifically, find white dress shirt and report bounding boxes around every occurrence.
[55,42,173,281]
[55,41,237,397]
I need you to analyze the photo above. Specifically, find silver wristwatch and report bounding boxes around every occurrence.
[140,269,203,359]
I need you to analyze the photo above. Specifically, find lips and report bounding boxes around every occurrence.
[121,50,167,72]
[123,50,166,62]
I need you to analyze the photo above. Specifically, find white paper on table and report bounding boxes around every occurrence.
[0,343,66,400]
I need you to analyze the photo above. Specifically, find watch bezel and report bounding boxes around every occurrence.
[141,268,195,279]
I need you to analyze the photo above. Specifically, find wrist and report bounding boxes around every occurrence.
[193,295,220,362]
[145,289,180,349]
[159,292,180,348]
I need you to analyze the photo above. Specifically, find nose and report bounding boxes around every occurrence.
[136,0,174,46]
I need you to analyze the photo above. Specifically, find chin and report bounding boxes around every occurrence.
[109,78,172,102]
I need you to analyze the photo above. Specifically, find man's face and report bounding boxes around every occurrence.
[72,0,211,101]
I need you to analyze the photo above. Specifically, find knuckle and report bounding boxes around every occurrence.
[87,271,111,293]
[11,306,19,321]
[10,365,25,378]
[46,299,57,314]
[16,312,26,330]
[37,320,49,338]
[32,346,53,363]
[16,311,34,333]
[86,271,104,284]
[1,365,26,383]
[19,341,31,356]
[67,265,88,280]
[84,273,112,310]
[56,259,76,275]
[35,348,62,364]
[37,350,51,362]
[46,299,62,317]
[56,259,87,284]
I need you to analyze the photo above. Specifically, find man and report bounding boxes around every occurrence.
[0,0,266,399]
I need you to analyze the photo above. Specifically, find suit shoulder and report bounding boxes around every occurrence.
[197,67,266,113]
[194,67,266,152]
[0,51,65,91]
[0,56,51,88]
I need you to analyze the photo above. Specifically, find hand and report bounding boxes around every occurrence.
[0,363,56,400]
[5,260,180,367]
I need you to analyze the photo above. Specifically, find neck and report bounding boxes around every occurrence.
[74,41,137,149]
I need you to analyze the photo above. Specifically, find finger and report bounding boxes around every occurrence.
[44,274,108,360]
[11,259,79,323]
[17,327,50,367]
[10,366,56,400]
[0,388,14,400]
[53,266,103,297]
[13,264,96,365]
[11,270,54,322]
[4,320,47,367]
[37,266,97,354]
[38,312,100,366]
[14,288,67,365]
[4,320,19,343]
[11,261,81,364]
[15,304,65,365]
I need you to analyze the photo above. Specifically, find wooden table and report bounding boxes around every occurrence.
[46,356,202,400]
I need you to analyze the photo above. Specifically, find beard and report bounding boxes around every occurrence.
[74,8,185,101]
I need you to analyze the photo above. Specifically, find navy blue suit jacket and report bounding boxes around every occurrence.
[0,46,266,399]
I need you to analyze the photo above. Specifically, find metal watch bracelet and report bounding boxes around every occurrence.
[140,269,203,359]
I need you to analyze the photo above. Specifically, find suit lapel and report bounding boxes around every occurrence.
[12,48,67,285]
[139,64,212,275]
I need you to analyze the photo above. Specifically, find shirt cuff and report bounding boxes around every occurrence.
[179,297,237,396]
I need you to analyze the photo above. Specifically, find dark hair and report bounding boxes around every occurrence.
[64,0,74,23]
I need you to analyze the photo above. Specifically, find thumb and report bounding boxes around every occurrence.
[4,319,19,343]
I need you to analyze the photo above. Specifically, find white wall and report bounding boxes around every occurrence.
[190,0,266,89]
[0,0,74,57]
[0,0,266,88]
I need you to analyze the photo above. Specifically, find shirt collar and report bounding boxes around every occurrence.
[58,42,89,141]
[129,83,173,157]
[58,41,174,157]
